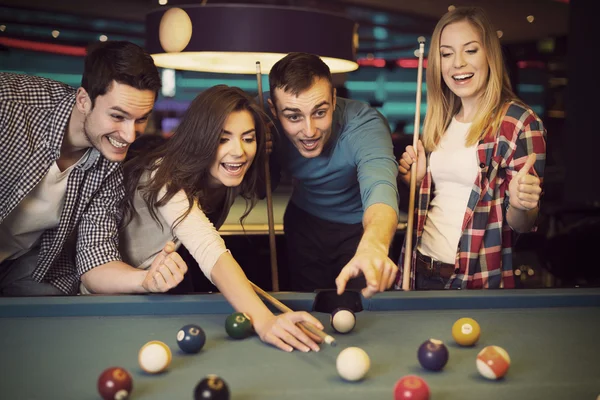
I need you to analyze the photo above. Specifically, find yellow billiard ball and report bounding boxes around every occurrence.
[452,317,481,346]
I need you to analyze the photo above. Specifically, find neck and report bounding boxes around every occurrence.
[58,105,88,170]
[457,99,479,123]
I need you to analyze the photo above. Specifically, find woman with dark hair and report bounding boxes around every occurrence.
[87,85,322,352]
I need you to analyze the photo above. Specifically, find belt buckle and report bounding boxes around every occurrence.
[418,253,434,277]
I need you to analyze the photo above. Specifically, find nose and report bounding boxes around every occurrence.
[454,52,466,69]
[303,119,318,138]
[230,138,244,157]
[122,121,136,143]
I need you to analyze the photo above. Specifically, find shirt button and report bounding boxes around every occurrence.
[479,163,486,168]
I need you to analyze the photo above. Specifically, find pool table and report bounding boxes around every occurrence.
[0,288,599,399]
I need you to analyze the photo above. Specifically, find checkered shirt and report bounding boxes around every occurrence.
[0,73,124,294]
[395,102,547,289]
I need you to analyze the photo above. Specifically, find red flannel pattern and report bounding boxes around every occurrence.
[395,102,547,289]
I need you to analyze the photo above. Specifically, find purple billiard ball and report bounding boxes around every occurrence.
[417,339,449,371]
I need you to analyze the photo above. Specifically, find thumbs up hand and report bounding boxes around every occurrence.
[508,153,542,211]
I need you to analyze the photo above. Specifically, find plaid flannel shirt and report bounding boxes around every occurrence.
[0,73,124,294]
[395,102,547,289]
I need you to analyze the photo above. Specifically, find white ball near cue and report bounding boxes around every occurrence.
[330,307,356,333]
[336,347,370,381]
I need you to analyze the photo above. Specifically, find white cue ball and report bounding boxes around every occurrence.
[336,347,370,381]
[138,340,172,374]
[331,308,356,333]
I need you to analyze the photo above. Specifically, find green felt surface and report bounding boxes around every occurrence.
[1,290,599,399]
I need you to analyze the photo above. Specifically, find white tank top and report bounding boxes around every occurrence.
[419,117,479,264]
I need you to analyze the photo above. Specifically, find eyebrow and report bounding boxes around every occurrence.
[440,40,479,49]
[222,129,256,135]
[110,106,152,119]
[281,101,330,113]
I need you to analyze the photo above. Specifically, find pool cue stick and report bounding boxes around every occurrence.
[402,37,426,291]
[255,61,280,292]
[249,280,337,347]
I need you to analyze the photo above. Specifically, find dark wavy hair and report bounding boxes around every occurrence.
[122,85,267,231]
[82,41,161,107]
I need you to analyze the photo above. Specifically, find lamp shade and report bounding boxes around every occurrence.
[145,4,359,74]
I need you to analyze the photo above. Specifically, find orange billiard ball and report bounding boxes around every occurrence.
[452,317,481,346]
[476,345,511,380]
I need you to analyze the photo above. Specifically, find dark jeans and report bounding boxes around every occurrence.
[414,250,452,290]
[415,273,450,290]
[283,201,366,292]
[0,247,63,296]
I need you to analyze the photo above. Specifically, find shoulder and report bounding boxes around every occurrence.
[0,72,75,108]
[336,97,390,133]
[503,101,544,129]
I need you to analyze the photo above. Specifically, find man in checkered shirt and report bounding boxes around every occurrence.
[0,41,187,296]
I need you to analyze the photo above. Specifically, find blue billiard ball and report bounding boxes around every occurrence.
[417,338,449,371]
[177,324,206,354]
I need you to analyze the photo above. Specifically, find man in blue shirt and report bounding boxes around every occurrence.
[267,53,400,298]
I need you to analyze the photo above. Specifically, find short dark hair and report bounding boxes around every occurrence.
[81,41,161,107]
[269,52,332,105]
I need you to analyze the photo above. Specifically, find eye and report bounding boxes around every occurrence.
[219,137,229,144]
[243,136,256,143]
[466,49,478,54]
[136,117,149,124]
[441,53,452,58]
[285,114,301,122]
[314,109,327,118]
[111,114,125,121]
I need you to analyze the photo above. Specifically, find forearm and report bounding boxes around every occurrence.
[506,205,539,233]
[81,261,148,294]
[358,203,398,252]
[210,252,273,323]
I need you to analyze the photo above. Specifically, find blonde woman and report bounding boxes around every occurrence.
[396,7,547,289]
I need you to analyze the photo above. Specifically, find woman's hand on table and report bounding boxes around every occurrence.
[253,312,324,353]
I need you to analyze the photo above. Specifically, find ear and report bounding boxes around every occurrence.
[75,88,91,114]
[267,98,277,120]
[332,87,337,109]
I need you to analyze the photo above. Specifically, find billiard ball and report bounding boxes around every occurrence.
[225,312,253,340]
[177,324,206,354]
[336,346,370,381]
[452,317,481,346]
[194,374,230,400]
[330,307,356,333]
[476,345,511,380]
[393,375,430,400]
[417,338,449,371]
[97,367,133,400]
[138,340,172,374]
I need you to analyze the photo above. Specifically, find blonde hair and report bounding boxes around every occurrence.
[422,7,523,151]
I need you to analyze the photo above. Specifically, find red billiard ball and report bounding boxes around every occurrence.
[417,338,449,371]
[97,367,133,400]
[394,375,430,400]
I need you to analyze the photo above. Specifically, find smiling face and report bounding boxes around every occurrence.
[269,77,336,159]
[208,109,257,188]
[440,20,489,108]
[79,81,155,162]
